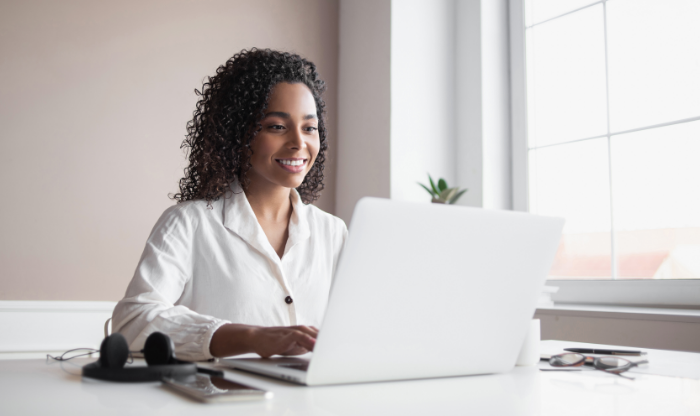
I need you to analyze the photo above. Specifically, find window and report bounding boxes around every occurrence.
[515,0,700,284]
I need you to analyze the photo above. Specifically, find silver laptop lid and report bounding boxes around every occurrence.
[306,197,564,385]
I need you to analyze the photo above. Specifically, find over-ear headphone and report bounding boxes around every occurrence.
[82,332,198,382]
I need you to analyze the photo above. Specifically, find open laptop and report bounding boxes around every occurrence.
[222,197,564,385]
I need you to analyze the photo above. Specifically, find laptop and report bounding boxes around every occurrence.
[222,197,564,385]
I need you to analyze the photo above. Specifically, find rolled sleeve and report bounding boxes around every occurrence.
[112,204,227,361]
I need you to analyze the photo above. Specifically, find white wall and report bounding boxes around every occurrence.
[390,0,456,203]
[336,0,512,223]
[337,0,392,223]
[0,0,339,301]
[337,0,459,224]
[456,0,512,210]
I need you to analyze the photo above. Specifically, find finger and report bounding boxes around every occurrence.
[292,331,316,351]
[275,333,312,356]
[281,347,310,356]
[294,326,319,339]
[280,341,311,355]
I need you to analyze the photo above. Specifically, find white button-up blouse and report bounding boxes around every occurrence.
[111,183,347,361]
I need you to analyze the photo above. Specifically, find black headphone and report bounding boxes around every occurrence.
[82,332,198,382]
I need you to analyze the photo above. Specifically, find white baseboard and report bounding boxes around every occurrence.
[0,301,116,360]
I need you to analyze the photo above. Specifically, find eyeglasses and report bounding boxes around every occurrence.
[549,353,648,380]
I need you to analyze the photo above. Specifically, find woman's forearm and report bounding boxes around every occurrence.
[209,324,257,358]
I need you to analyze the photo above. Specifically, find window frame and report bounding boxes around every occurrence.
[508,0,700,308]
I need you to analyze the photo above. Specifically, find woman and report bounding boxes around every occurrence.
[112,49,347,361]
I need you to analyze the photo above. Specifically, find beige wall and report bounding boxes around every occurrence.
[0,0,339,301]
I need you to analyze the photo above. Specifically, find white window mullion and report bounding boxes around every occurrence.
[509,0,529,212]
[528,114,700,151]
[526,0,603,30]
[602,0,617,280]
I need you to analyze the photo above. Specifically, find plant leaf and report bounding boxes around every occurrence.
[437,178,448,192]
[417,182,436,197]
[440,187,458,202]
[448,188,468,204]
[428,174,440,195]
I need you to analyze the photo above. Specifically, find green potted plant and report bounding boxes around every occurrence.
[418,174,467,204]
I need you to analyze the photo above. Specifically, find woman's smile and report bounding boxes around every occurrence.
[275,158,308,173]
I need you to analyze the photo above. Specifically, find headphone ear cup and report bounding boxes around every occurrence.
[85,331,196,382]
[98,333,129,369]
[143,332,175,366]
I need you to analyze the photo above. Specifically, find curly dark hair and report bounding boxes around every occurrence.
[172,48,328,205]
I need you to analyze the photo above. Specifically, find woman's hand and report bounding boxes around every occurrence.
[249,326,318,358]
[209,324,318,358]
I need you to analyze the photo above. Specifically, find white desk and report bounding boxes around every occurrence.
[2,341,699,416]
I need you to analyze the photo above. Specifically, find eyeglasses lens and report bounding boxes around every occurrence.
[549,353,586,367]
[595,357,631,371]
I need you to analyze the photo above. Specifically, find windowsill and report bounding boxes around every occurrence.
[536,303,700,323]
[546,280,700,309]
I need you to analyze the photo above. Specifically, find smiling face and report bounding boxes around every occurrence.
[247,82,320,192]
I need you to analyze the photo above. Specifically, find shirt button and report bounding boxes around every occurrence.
[285,296,293,304]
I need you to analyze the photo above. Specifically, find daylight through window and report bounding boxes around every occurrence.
[524,0,700,280]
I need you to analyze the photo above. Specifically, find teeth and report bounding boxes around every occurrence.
[280,159,304,166]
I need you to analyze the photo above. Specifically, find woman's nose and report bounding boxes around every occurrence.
[288,126,306,149]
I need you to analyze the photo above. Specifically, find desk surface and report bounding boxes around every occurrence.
[2,341,699,416]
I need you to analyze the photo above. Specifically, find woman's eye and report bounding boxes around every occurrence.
[304,126,318,132]
[269,124,285,130]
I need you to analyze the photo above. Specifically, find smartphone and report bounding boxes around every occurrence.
[162,374,273,403]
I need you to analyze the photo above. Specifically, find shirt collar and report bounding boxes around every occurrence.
[222,181,310,261]
[285,185,311,255]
